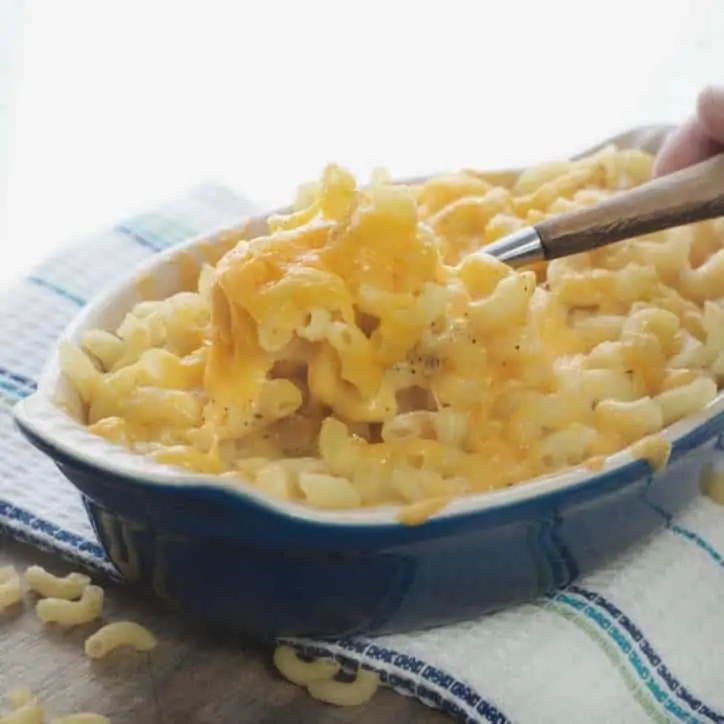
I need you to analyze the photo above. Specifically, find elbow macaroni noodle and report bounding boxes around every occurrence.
[60,146,724,515]
[5,693,33,711]
[306,669,380,708]
[36,585,104,626]
[273,645,341,686]
[24,566,90,601]
[2,566,152,722]
[1,690,43,724]
[273,645,380,707]
[84,621,158,659]
[3,564,382,715]
[0,705,44,724]
[0,567,22,612]
[3,689,107,724]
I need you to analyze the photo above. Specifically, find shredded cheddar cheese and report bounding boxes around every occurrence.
[60,145,724,517]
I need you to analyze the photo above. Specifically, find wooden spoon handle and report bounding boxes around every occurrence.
[534,153,724,260]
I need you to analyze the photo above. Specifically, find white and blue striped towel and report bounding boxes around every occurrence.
[2,184,724,724]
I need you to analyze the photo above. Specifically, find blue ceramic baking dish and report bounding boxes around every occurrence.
[15,126,724,641]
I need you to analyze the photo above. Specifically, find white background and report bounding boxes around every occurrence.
[2,0,724,285]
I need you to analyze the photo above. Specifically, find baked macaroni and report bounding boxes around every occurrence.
[36,585,103,626]
[84,621,157,659]
[62,146,724,515]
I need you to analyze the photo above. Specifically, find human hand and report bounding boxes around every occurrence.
[653,86,724,177]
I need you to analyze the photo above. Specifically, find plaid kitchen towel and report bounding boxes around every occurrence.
[1,184,724,724]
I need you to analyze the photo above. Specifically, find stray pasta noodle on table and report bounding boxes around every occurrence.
[84,621,158,658]
[2,565,154,721]
[24,566,90,601]
[0,567,22,612]
[35,584,104,626]
[1,562,375,713]
[59,145,724,517]
[272,645,380,707]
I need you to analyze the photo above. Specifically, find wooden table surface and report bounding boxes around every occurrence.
[0,538,448,724]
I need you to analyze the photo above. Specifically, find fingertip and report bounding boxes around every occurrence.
[651,119,692,177]
[697,84,724,116]
[652,143,674,177]
[652,129,677,177]
[652,116,718,177]
[697,85,724,141]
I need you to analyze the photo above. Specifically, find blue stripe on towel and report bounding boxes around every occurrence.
[0,366,37,399]
[647,498,724,571]
[669,522,724,570]
[115,223,165,252]
[552,586,724,724]
[0,500,116,576]
[282,639,512,724]
[26,276,86,307]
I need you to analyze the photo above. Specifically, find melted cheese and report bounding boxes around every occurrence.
[629,435,671,472]
[73,149,724,516]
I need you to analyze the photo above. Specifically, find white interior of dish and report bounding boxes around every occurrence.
[17,125,724,526]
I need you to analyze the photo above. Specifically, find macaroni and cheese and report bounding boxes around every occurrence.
[61,146,724,516]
